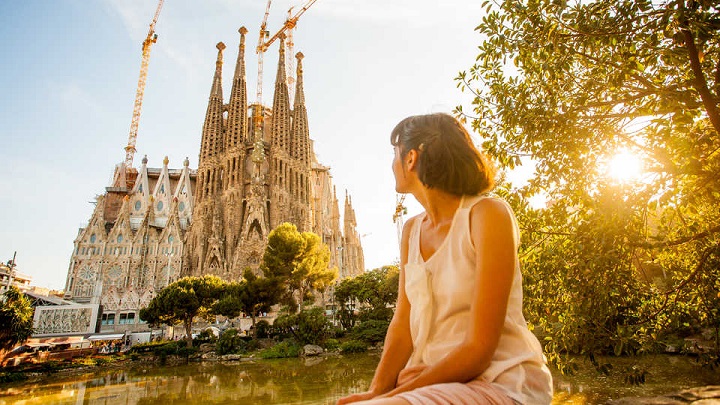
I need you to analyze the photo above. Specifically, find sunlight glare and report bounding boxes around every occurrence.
[607,150,643,182]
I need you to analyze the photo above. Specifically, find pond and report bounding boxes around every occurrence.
[0,353,718,404]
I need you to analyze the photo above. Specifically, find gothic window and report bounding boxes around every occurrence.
[160,184,165,194]
[73,267,96,297]
[168,235,174,244]
[157,201,164,211]
[179,202,185,212]
[135,201,142,211]
[105,266,124,289]
[90,234,96,243]
[117,234,123,243]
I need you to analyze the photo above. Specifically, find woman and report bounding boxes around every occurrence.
[337,113,553,405]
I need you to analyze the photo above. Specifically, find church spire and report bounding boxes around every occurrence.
[226,27,248,150]
[291,52,310,164]
[271,35,291,152]
[200,42,226,164]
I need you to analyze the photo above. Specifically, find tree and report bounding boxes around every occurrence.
[334,265,400,328]
[0,287,34,359]
[459,0,720,365]
[140,275,225,347]
[213,268,283,337]
[262,223,338,312]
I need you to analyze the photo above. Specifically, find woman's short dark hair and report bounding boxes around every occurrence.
[390,113,495,196]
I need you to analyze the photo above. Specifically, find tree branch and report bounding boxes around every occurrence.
[632,223,720,249]
[629,243,716,326]
[682,28,720,135]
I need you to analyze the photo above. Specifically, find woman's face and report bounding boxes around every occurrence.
[392,145,408,193]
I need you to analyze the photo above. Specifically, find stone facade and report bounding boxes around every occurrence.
[63,28,364,333]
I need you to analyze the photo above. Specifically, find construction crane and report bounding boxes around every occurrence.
[393,194,407,248]
[124,0,164,169]
[253,0,318,137]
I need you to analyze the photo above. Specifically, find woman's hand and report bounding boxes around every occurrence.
[336,390,378,404]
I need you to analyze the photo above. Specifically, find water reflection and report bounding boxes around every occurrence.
[0,354,718,404]
[0,354,379,405]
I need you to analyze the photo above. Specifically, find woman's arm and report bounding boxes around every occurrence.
[378,198,517,397]
[337,217,417,404]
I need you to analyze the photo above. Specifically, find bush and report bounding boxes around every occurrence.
[351,320,390,344]
[0,372,27,384]
[323,338,340,351]
[259,340,302,359]
[255,320,271,338]
[273,307,331,345]
[217,328,247,355]
[340,340,369,353]
[130,340,173,354]
[194,329,217,345]
[296,307,331,345]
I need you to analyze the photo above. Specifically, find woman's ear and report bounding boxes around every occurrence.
[406,149,418,171]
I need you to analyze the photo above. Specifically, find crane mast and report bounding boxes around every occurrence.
[253,0,318,138]
[285,6,296,105]
[124,0,164,169]
[393,194,407,248]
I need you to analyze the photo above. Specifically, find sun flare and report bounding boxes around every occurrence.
[607,149,643,182]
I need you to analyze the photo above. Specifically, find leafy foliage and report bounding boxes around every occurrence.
[273,307,331,345]
[216,328,247,355]
[460,0,720,368]
[213,268,283,337]
[258,340,302,359]
[334,265,399,329]
[262,223,338,312]
[139,275,225,347]
[339,340,369,354]
[350,320,391,345]
[0,287,34,356]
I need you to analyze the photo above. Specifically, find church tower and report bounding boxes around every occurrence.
[64,26,366,337]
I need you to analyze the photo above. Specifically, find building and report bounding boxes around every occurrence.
[60,28,364,335]
[0,260,32,295]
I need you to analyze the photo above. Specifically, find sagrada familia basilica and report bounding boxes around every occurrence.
[60,28,364,332]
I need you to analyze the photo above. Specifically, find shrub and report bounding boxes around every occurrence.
[273,307,331,345]
[323,338,340,351]
[340,340,369,353]
[255,320,271,338]
[296,307,331,345]
[194,329,217,345]
[259,340,301,359]
[351,320,390,344]
[0,372,27,384]
[217,328,247,355]
[130,340,171,353]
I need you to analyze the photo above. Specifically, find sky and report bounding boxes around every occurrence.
[0,0,489,290]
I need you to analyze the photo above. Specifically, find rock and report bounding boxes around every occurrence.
[607,386,720,404]
[302,344,324,357]
[200,353,218,360]
[199,343,216,353]
[221,354,243,361]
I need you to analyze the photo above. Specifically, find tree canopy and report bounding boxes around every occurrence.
[140,275,225,347]
[334,265,399,328]
[261,223,338,312]
[460,0,720,367]
[0,287,34,357]
[213,268,283,336]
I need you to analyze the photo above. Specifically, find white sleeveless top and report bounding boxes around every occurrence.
[404,194,553,404]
